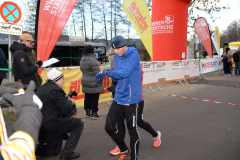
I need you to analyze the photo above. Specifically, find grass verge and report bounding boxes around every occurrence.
[2,108,17,119]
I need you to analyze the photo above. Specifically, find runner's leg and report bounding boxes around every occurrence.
[105,101,128,152]
[117,113,126,139]
[125,103,140,160]
[137,100,158,137]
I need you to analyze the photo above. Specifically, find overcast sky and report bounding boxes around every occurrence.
[197,0,240,33]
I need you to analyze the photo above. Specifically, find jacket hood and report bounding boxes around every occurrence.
[107,50,115,56]
[10,41,28,54]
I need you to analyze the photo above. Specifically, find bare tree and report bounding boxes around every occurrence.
[101,0,108,46]
[220,19,240,47]
[21,0,37,32]
[89,1,94,41]
[110,0,113,41]
[188,0,229,29]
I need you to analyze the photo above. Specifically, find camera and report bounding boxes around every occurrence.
[67,91,77,98]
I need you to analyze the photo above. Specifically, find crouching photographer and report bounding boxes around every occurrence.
[35,70,84,160]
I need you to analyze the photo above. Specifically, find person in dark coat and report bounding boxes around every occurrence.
[203,51,208,58]
[35,70,84,160]
[106,47,117,98]
[0,49,8,85]
[28,46,43,89]
[80,45,104,119]
[10,33,43,89]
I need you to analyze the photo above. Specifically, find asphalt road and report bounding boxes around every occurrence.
[35,73,240,160]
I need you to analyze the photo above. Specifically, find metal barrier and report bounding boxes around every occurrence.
[0,68,11,72]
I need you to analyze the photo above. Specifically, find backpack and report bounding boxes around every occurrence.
[223,56,228,63]
[233,52,240,63]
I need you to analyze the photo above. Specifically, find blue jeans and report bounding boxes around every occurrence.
[235,63,240,75]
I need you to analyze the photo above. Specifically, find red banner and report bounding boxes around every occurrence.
[152,0,191,61]
[37,0,77,73]
[194,18,212,58]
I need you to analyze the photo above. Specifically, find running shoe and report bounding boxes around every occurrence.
[110,146,120,155]
[153,131,161,147]
[117,150,131,160]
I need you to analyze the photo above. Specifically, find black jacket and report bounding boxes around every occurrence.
[10,42,39,84]
[36,80,80,143]
[0,49,8,75]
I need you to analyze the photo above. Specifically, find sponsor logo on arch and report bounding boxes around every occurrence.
[152,15,174,34]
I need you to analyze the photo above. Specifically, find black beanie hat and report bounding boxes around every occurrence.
[226,47,230,53]
[111,35,127,49]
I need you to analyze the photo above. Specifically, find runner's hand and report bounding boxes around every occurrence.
[94,69,108,82]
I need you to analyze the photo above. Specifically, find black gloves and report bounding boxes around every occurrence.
[0,82,24,107]
[2,82,24,91]
[36,60,43,67]
[0,86,18,97]
[1,81,42,110]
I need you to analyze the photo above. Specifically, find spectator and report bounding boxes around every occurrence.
[0,49,8,85]
[233,47,240,75]
[213,52,219,58]
[222,51,227,74]
[35,70,83,159]
[106,47,117,98]
[10,33,43,89]
[225,48,233,76]
[80,45,104,120]
[29,45,43,89]
[203,51,208,58]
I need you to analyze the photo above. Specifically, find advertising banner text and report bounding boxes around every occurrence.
[37,0,77,74]
[194,18,212,58]
[141,60,199,85]
[123,0,153,59]
[199,58,223,74]
[152,0,191,61]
